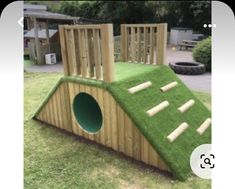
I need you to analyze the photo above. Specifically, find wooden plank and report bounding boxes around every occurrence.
[78,29,88,77]
[124,114,133,157]
[120,24,127,61]
[63,83,73,132]
[73,29,81,75]
[55,87,63,129]
[156,23,167,65]
[149,144,159,167]
[117,104,125,153]
[137,27,141,62]
[78,84,86,137]
[93,29,102,80]
[101,24,115,83]
[87,29,95,77]
[84,29,91,78]
[130,27,135,62]
[68,83,78,135]
[110,95,118,151]
[150,27,154,64]
[91,87,100,142]
[133,126,141,161]
[104,90,111,147]
[143,27,148,63]
[141,135,149,164]
[97,88,105,145]
[59,25,70,75]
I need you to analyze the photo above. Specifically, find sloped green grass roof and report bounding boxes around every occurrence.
[34,63,211,181]
[108,65,211,180]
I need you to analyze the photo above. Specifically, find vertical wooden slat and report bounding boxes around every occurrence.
[67,29,78,75]
[117,104,125,153]
[110,95,118,150]
[101,24,115,83]
[84,29,91,78]
[56,87,63,129]
[143,27,148,64]
[121,24,127,61]
[59,25,70,75]
[137,27,141,62]
[97,88,105,145]
[150,27,154,64]
[149,145,159,167]
[131,27,135,62]
[88,29,95,77]
[156,23,167,65]
[133,126,141,161]
[63,83,73,132]
[141,135,149,164]
[124,114,133,157]
[104,90,111,147]
[93,29,102,79]
[74,30,81,75]
[78,84,86,137]
[68,83,78,135]
[78,29,88,77]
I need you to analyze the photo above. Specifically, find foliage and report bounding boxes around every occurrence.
[57,1,211,35]
[193,37,211,71]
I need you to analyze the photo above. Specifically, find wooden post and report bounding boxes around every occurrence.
[156,23,167,65]
[101,24,115,83]
[121,24,127,61]
[59,25,70,75]
[33,17,43,64]
[45,20,50,52]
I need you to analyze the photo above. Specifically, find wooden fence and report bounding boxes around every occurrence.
[59,24,115,83]
[121,23,167,65]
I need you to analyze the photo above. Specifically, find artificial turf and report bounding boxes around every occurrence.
[34,62,211,181]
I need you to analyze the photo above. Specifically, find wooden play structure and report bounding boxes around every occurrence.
[33,23,211,181]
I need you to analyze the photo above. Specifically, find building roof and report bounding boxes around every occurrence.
[24,4,47,11]
[24,29,58,39]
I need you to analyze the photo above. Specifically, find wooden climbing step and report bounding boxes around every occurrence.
[196,118,211,135]
[128,81,152,94]
[167,122,189,142]
[160,81,178,92]
[178,99,195,113]
[146,101,169,117]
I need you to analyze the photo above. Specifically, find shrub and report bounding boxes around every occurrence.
[193,37,211,71]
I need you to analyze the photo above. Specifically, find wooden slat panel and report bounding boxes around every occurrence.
[124,114,133,157]
[78,29,88,77]
[141,135,149,164]
[143,27,148,64]
[125,24,159,27]
[101,24,115,83]
[97,88,105,145]
[156,23,167,65]
[87,29,95,77]
[74,29,81,75]
[110,95,118,151]
[131,27,135,62]
[84,29,91,78]
[104,90,111,147]
[137,27,141,62]
[63,83,73,132]
[55,87,63,129]
[133,126,141,161]
[93,29,102,79]
[117,104,125,153]
[78,84,86,137]
[150,27,154,64]
[120,24,127,61]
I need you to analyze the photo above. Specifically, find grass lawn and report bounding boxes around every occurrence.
[25,72,211,189]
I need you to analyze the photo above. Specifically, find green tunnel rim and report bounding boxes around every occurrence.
[73,92,103,133]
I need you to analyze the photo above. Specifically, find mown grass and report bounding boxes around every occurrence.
[24,72,211,188]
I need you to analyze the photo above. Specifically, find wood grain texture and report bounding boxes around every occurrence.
[36,82,170,172]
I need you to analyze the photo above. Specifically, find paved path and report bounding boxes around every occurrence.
[25,47,211,93]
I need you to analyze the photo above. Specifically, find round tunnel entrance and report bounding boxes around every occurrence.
[73,92,103,133]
